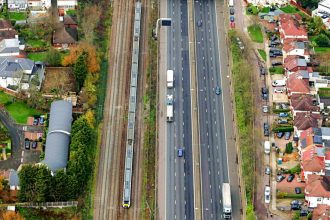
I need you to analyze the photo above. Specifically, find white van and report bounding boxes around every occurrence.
[264,141,270,154]
[272,79,286,87]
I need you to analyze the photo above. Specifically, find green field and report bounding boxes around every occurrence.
[8,12,26,20]
[27,52,47,62]
[280,5,299,13]
[248,24,264,43]
[257,49,267,61]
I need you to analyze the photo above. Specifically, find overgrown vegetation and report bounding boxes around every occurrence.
[141,1,157,219]
[247,24,263,43]
[289,164,301,174]
[17,207,79,220]
[229,30,256,217]
[277,191,305,199]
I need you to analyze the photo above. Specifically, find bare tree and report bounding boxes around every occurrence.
[46,7,60,32]
[80,5,101,44]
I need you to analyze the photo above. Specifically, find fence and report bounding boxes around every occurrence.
[17,201,78,208]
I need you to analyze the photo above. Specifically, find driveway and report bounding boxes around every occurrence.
[277,174,305,194]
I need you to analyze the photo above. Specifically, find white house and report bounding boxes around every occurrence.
[313,0,330,16]
[57,0,77,10]
[305,174,330,208]
[7,0,28,10]
[28,0,51,9]
[0,38,24,57]
[282,40,310,61]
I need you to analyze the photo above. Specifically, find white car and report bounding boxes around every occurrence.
[274,88,286,93]
[262,105,269,113]
[265,186,271,204]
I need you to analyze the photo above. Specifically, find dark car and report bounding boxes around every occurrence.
[287,174,295,182]
[32,141,37,149]
[33,118,39,125]
[291,200,303,205]
[215,86,221,95]
[276,174,285,182]
[321,15,328,19]
[39,116,45,125]
[278,119,288,124]
[272,61,282,66]
[295,187,302,194]
[291,204,301,210]
[285,132,291,140]
[300,210,309,216]
[177,148,184,157]
[270,35,277,41]
[24,139,30,150]
[230,8,235,15]
[264,123,269,136]
[261,87,268,100]
[277,132,284,138]
[230,16,234,22]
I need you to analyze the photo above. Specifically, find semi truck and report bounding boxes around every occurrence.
[222,183,232,219]
[167,95,173,122]
[167,70,174,88]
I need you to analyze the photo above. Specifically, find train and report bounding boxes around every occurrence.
[122,1,141,209]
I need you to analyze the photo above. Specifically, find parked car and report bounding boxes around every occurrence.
[269,53,276,58]
[291,204,301,210]
[261,87,268,100]
[264,123,269,136]
[300,210,309,216]
[274,88,285,93]
[276,132,284,138]
[279,112,288,117]
[278,119,288,124]
[287,174,295,182]
[177,148,184,157]
[265,167,271,175]
[32,141,38,149]
[295,187,302,194]
[262,105,269,113]
[291,200,303,205]
[39,115,45,125]
[230,16,234,22]
[33,118,39,125]
[276,174,285,182]
[321,15,329,19]
[285,132,291,140]
[272,61,282,66]
[264,186,271,204]
[230,8,235,15]
[24,139,30,150]
[230,21,235,29]
[270,35,277,41]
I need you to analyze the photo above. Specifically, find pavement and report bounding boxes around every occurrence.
[165,0,194,219]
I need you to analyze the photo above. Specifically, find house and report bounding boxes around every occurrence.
[305,174,330,208]
[56,0,77,10]
[258,9,283,22]
[0,38,25,57]
[286,73,310,96]
[284,56,308,74]
[312,0,330,17]
[282,40,310,61]
[27,0,51,9]
[290,94,319,115]
[9,169,19,190]
[312,204,330,220]
[301,145,326,180]
[41,100,72,174]
[63,15,77,28]
[246,0,289,6]
[0,57,44,90]
[279,14,308,42]
[7,0,28,10]
[52,24,77,49]
[0,20,18,43]
[294,112,321,131]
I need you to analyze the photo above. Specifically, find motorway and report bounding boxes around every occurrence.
[166,0,194,219]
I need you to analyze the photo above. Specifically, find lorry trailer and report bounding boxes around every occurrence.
[222,183,232,218]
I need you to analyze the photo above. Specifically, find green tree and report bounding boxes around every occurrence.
[315,34,330,47]
[50,169,69,201]
[0,126,9,142]
[285,142,293,154]
[292,211,300,220]
[18,164,39,202]
[297,0,320,10]
[73,51,88,90]
[45,48,61,66]
[308,16,325,35]
[35,165,52,202]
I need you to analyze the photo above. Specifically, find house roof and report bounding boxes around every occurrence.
[305,174,330,198]
[42,100,72,172]
[283,40,306,52]
[0,20,13,30]
[53,25,77,45]
[279,14,307,38]
[302,155,325,172]
[290,94,319,112]
[0,30,17,42]
[287,74,310,94]
[0,38,20,54]
[284,56,307,71]
[9,169,19,187]
[312,204,330,220]
[296,70,309,79]
[294,112,320,131]
[63,15,77,26]
[0,57,35,77]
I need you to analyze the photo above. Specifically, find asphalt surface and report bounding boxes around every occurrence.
[166,0,194,219]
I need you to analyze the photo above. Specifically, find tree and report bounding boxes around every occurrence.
[73,51,88,90]
[0,126,10,142]
[45,7,60,33]
[285,142,293,154]
[18,164,39,202]
[80,5,101,44]
[292,211,300,220]
[2,211,24,220]
[27,88,49,111]
[308,16,325,35]
[85,109,95,128]
[297,0,320,10]
[45,48,62,66]
[315,34,330,47]
[50,169,70,201]
[35,165,52,202]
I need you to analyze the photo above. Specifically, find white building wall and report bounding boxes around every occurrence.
[0,77,18,88]
[0,51,20,57]
[306,196,330,208]
[57,0,77,9]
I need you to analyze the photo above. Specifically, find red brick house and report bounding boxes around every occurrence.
[286,73,310,96]
[279,14,308,42]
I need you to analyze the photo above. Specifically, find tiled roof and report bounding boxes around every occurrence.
[287,74,310,94]
[284,56,307,71]
[279,14,307,39]
[312,204,330,220]
[305,174,330,198]
[53,24,77,45]
[302,156,325,172]
[294,112,320,131]
[290,94,319,111]
[0,20,12,30]
[283,40,306,52]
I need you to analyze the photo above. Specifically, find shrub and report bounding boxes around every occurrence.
[315,34,330,47]
[285,142,293,154]
[289,164,301,174]
[272,126,294,132]
[276,191,287,199]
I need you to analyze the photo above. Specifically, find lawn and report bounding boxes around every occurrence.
[6,102,40,124]
[26,39,47,48]
[0,91,13,105]
[314,47,330,53]
[257,49,267,61]
[280,5,299,14]
[27,52,47,62]
[318,88,330,98]
[248,24,264,43]
[8,12,26,20]
[269,67,285,74]
[260,7,270,13]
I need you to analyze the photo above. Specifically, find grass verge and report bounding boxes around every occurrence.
[248,24,263,43]
[229,30,256,218]
[141,2,158,219]
[269,67,284,74]
[280,5,299,13]
[257,49,266,61]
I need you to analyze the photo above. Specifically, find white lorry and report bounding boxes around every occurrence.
[229,0,234,7]
[222,183,232,219]
[167,70,174,88]
[167,95,173,122]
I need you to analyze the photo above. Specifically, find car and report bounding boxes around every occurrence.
[33,118,39,125]
[291,204,301,210]
[272,61,282,66]
[262,105,269,113]
[276,174,285,182]
[260,67,266,75]
[276,132,284,138]
[295,187,302,194]
[279,112,288,117]
[300,210,309,216]
[177,148,184,157]
[230,21,235,29]
[261,87,268,100]
[215,86,221,95]
[265,167,271,175]
[291,200,302,205]
[264,123,269,136]
[281,103,288,109]
[230,16,234,22]
[270,35,277,41]
[278,119,288,124]
[321,15,328,19]
[264,186,271,204]
[24,139,30,150]
[287,174,295,182]
[285,131,291,140]
[230,8,235,15]
[274,88,285,93]
[39,115,45,125]
[269,53,276,58]
[197,20,202,27]
[32,141,37,149]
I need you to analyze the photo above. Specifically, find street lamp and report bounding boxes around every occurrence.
[153,17,172,40]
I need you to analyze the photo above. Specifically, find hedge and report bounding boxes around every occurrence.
[277,192,305,199]
[272,126,294,132]
[272,108,291,113]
